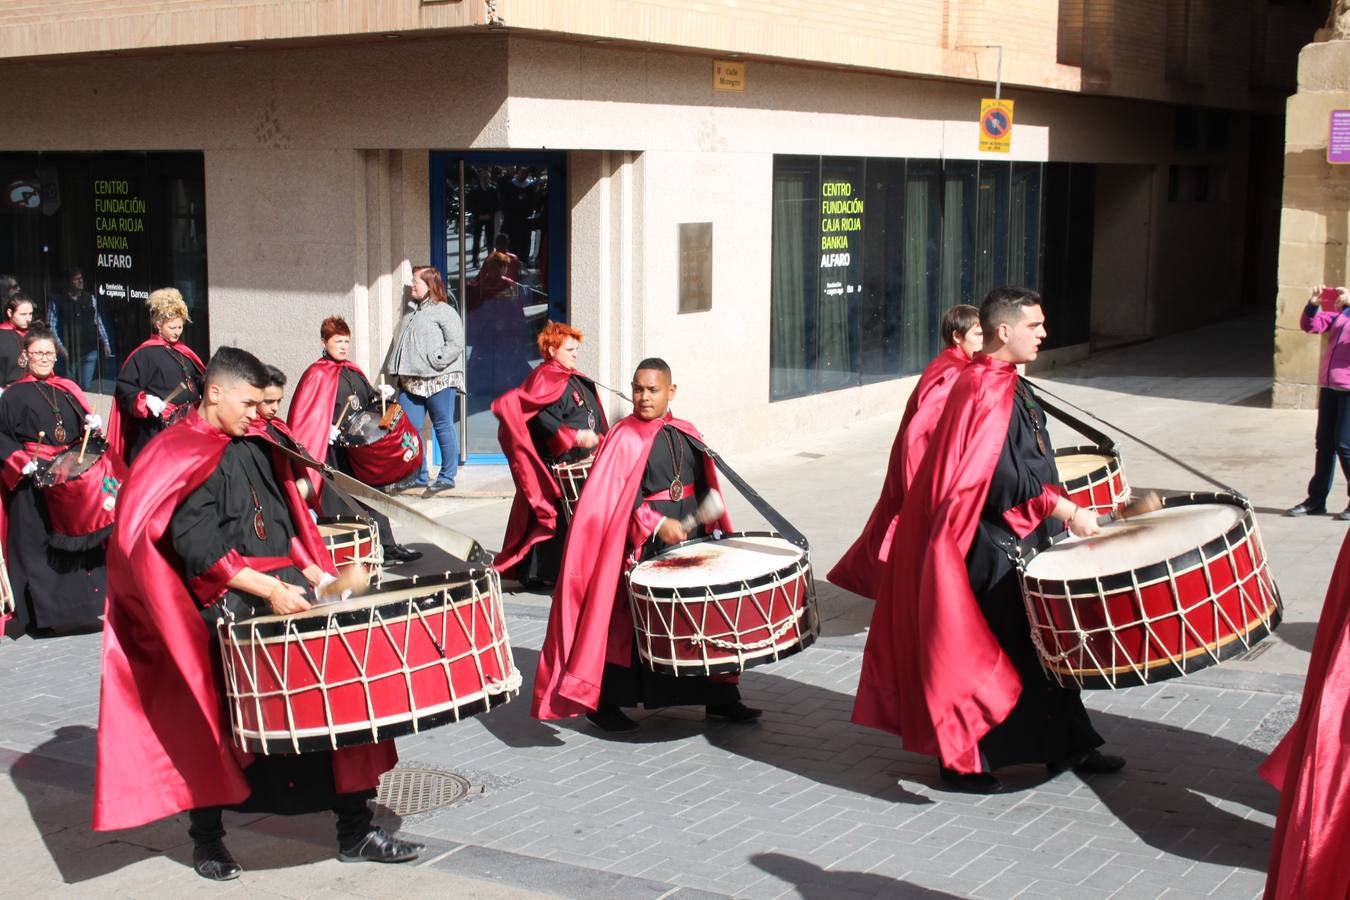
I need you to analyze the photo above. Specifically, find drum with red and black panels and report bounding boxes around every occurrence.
[626,531,820,677]
[32,436,127,551]
[336,400,422,487]
[315,515,383,589]
[217,568,519,754]
[551,454,594,520]
[1018,492,1281,690]
[1055,445,1130,516]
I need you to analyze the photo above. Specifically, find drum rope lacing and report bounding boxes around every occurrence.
[688,602,809,652]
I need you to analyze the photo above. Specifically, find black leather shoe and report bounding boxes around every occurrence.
[1286,501,1327,517]
[192,839,243,881]
[422,482,455,499]
[1048,749,1127,775]
[706,702,763,723]
[586,707,639,733]
[383,544,423,564]
[337,827,423,864]
[939,766,1006,794]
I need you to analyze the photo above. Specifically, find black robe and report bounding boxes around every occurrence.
[320,364,397,547]
[518,375,604,583]
[599,424,739,710]
[0,380,106,636]
[169,435,373,818]
[0,329,24,385]
[114,342,205,463]
[965,377,1103,770]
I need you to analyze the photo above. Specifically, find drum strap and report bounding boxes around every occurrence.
[687,437,810,552]
[1025,378,1237,495]
[260,436,494,568]
[1022,384,1116,451]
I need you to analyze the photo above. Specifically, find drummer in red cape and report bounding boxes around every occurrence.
[829,304,982,599]
[533,357,761,733]
[493,321,608,588]
[106,288,205,464]
[0,323,117,638]
[853,287,1124,793]
[287,315,422,564]
[94,346,421,880]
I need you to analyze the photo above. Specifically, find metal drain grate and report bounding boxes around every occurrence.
[376,768,473,816]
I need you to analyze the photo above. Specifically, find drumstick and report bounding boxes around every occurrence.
[678,489,726,533]
[378,376,386,417]
[333,395,358,432]
[77,427,92,465]
[1097,490,1162,527]
[314,565,372,605]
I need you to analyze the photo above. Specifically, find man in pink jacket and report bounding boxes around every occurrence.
[1288,284,1350,520]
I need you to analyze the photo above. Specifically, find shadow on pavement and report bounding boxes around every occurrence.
[1271,620,1320,653]
[1082,710,1275,870]
[475,647,566,748]
[751,852,964,898]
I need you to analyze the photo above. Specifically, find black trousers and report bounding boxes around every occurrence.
[1306,386,1350,505]
[188,791,374,849]
[598,640,741,710]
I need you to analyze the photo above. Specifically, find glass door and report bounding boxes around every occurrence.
[430,152,567,462]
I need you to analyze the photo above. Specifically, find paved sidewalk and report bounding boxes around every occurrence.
[0,314,1338,898]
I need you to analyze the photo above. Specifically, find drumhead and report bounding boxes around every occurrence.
[237,571,494,633]
[630,534,803,589]
[1024,503,1244,580]
[36,443,106,487]
[318,521,367,538]
[1055,452,1112,481]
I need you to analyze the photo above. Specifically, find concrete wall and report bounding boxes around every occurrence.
[1091,165,1156,346]
[1274,39,1350,410]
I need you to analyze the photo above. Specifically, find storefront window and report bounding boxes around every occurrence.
[769,155,1056,401]
[0,152,207,394]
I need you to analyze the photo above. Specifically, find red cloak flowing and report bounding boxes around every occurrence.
[287,356,369,502]
[851,354,1028,774]
[1258,530,1350,899]
[491,360,609,579]
[93,408,395,832]
[104,336,205,462]
[531,411,731,720]
[828,346,970,600]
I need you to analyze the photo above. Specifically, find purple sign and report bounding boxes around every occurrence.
[1330,110,1350,164]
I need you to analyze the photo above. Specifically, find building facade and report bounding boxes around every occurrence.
[0,1,1324,457]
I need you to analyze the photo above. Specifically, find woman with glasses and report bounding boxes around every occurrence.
[106,288,205,463]
[0,325,110,637]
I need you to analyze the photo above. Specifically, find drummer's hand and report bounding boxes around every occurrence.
[266,579,312,616]
[328,424,341,445]
[301,564,325,587]
[20,459,37,477]
[576,429,599,450]
[379,383,396,401]
[1067,507,1100,538]
[144,394,166,417]
[84,412,102,432]
[656,516,688,545]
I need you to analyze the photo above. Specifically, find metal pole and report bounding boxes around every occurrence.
[457,158,469,466]
[955,43,1004,100]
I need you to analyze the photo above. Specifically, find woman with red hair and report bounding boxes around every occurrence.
[492,321,608,587]
[287,316,422,564]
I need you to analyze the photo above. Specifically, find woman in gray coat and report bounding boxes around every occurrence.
[388,266,464,496]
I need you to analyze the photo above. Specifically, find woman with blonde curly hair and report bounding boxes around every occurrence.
[491,320,608,587]
[106,287,205,463]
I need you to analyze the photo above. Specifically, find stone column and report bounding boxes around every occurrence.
[1274,36,1350,408]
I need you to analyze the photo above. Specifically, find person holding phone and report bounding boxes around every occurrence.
[1287,284,1350,519]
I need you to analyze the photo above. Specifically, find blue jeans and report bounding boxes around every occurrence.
[399,386,458,486]
[1306,386,1350,505]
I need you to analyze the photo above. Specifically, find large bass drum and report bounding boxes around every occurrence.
[217,569,519,754]
[1018,492,1281,689]
[626,532,819,676]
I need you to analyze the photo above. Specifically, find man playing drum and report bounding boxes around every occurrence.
[830,304,982,600]
[493,321,609,588]
[94,347,421,880]
[853,287,1124,794]
[533,358,760,733]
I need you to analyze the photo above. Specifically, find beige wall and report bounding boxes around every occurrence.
[1091,165,1157,346]
[1274,40,1350,410]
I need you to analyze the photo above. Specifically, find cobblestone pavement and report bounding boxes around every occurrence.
[0,314,1337,898]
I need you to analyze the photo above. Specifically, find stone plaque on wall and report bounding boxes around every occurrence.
[678,222,713,313]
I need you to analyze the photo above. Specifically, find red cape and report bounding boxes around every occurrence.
[851,354,1025,773]
[828,346,970,599]
[491,360,609,578]
[288,356,369,502]
[1259,530,1350,898]
[93,408,394,832]
[531,411,731,720]
[105,336,206,462]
